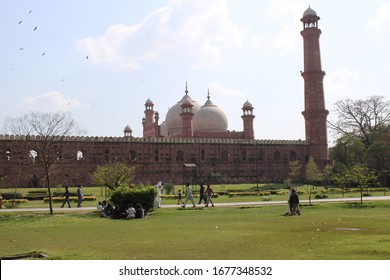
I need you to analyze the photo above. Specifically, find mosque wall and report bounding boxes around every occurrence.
[0,135,310,187]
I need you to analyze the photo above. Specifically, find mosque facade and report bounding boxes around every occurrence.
[0,7,329,187]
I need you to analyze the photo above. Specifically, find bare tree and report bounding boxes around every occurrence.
[328,95,390,148]
[3,111,82,215]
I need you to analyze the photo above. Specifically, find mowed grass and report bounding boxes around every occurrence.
[1,201,390,260]
[2,184,388,208]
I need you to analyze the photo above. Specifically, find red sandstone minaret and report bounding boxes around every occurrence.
[300,7,329,164]
[241,100,255,140]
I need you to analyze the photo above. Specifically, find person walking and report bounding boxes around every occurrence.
[61,186,71,208]
[77,185,83,207]
[156,181,162,208]
[205,184,215,207]
[177,189,184,205]
[198,183,206,204]
[182,183,196,208]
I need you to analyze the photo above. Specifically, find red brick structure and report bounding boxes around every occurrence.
[300,7,329,167]
[0,7,328,187]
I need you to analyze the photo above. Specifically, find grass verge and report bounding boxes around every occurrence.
[1,201,389,260]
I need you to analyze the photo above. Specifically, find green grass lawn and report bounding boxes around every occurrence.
[2,184,389,208]
[1,201,389,260]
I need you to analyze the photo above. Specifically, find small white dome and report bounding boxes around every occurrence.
[303,6,317,17]
[124,125,132,132]
[242,100,253,109]
[145,98,154,105]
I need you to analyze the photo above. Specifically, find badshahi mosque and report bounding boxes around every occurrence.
[0,7,329,187]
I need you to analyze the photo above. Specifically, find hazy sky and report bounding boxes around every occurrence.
[1,0,389,144]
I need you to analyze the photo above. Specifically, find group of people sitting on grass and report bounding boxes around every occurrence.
[96,200,145,219]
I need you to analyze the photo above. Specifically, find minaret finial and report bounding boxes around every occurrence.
[207,89,210,100]
[185,81,188,95]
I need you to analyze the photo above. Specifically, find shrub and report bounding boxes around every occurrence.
[3,199,28,208]
[227,191,271,197]
[314,194,328,199]
[24,192,49,200]
[27,190,48,194]
[1,192,23,200]
[110,186,157,212]
[163,182,175,194]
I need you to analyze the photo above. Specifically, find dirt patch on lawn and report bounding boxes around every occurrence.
[335,227,361,231]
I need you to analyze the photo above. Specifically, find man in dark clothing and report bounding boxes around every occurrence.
[198,183,205,204]
[61,186,71,208]
[288,189,300,215]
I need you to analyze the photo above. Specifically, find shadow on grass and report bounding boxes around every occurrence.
[0,251,49,260]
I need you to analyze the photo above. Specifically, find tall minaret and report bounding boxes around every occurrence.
[300,7,329,165]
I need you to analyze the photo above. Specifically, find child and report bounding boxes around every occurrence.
[177,189,184,205]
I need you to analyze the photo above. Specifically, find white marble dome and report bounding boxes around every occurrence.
[193,95,228,131]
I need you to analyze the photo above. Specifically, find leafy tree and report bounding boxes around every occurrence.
[288,160,302,183]
[3,111,81,215]
[303,156,323,205]
[329,95,390,186]
[92,161,135,192]
[163,182,175,194]
[322,163,334,186]
[344,164,379,204]
[329,135,365,166]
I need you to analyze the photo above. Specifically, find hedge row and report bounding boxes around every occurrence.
[228,191,274,197]
[43,196,97,203]
[161,194,219,199]
[1,193,24,200]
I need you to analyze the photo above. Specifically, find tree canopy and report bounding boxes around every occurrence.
[92,161,135,191]
[328,95,390,187]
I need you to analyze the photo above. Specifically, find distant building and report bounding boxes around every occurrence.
[0,7,328,187]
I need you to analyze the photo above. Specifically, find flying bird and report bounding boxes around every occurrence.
[19,48,24,50]
[41,52,45,56]
[29,10,32,13]
[33,26,37,31]
[18,20,22,24]
[86,56,89,59]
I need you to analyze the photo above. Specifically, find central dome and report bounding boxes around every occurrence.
[165,90,201,136]
[193,94,228,131]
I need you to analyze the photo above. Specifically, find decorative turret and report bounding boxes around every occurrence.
[123,125,133,138]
